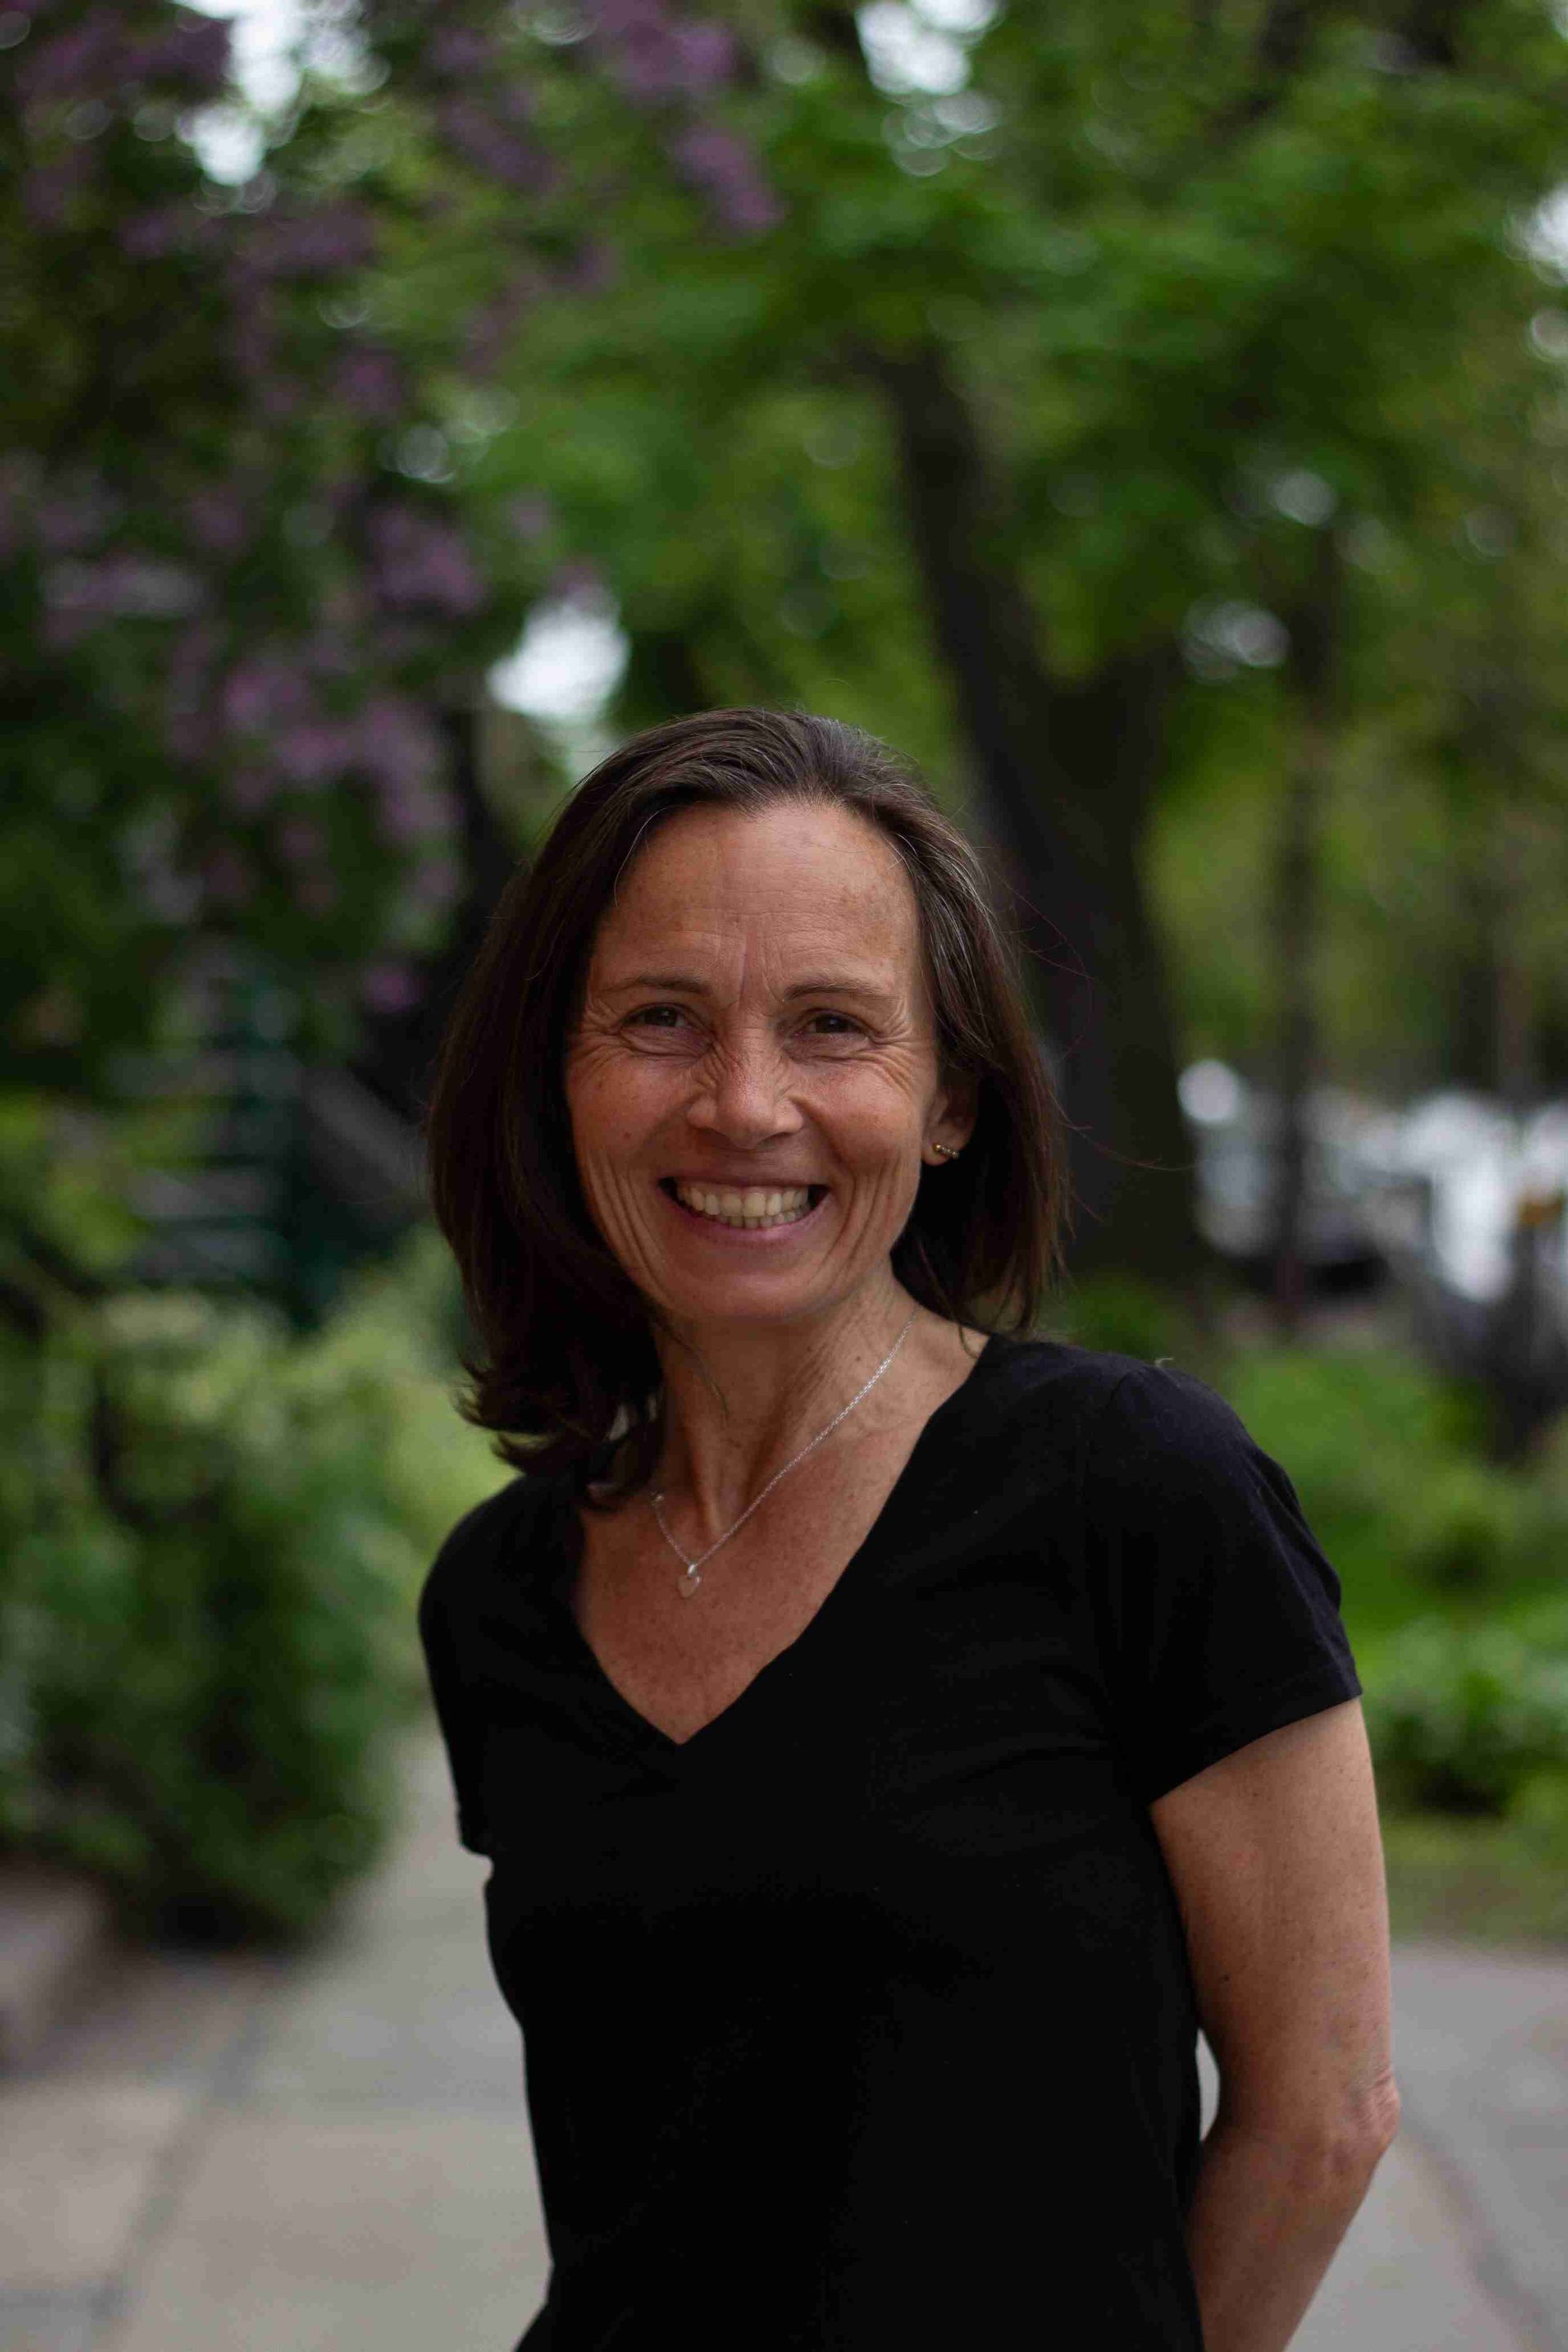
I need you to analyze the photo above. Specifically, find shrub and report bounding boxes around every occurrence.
[1364,1597,1568,1817]
[1218,1344,1564,1642]
[1042,1272,1210,1369]
[0,1225,506,1945]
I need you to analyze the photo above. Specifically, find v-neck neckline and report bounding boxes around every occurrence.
[544,1330,1008,1762]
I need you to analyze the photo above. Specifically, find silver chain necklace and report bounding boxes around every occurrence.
[648,1305,920,1600]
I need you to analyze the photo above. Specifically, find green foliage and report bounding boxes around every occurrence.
[1364,1597,1568,1819]
[1381,1802,1568,1944]
[0,1225,506,1945]
[0,1089,163,1289]
[1040,1271,1212,1370]
[1216,1343,1521,1642]
[1208,1339,1568,1839]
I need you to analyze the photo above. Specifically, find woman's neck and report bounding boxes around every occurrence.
[650,1279,936,1537]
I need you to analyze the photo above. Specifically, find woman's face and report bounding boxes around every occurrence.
[564,800,973,1333]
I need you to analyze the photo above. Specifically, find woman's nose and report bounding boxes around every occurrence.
[686,1037,803,1146]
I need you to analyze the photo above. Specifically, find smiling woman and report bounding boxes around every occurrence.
[416,708,1393,2352]
[422,706,1063,1500]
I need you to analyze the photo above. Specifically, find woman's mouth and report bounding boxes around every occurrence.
[660,1179,826,1232]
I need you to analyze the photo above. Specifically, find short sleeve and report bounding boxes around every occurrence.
[1080,1361,1363,1806]
[416,1494,510,1857]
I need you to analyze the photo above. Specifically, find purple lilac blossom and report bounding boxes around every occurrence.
[247,203,377,279]
[41,607,94,653]
[463,281,538,372]
[333,345,408,420]
[226,767,278,814]
[165,708,220,760]
[278,815,327,865]
[428,26,495,77]
[434,96,543,191]
[509,492,554,540]
[35,477,122,555]
[359,959,422,1013]
[589,4,734,97]
[221,659,314,733]
[256,373,304,424]
[366,506,484,615]
[409,857,461,909]
[354,695,444,792]
[13,15,131,102]
[118,205,196,261]
[203,844,255,907]
[557,238,619,294]
[274,721,359,787]
[372,777,450,845]
[667,124,782,235]
[22,157,93,231]
[131,16,232,96]
[550,555,605,599]
[668,20,736,87]
[185,489,249,557]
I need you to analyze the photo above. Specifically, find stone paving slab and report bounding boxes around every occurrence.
[0,2285,107,2352]
[0,2083,192,2292]
[6,1946,284,2091]
[1389,1942,1568,2351]
[1294,2136,1545,2352]
[0,1869,115,2072]
[245,1899,523,2117]
[100,2112,549,2352]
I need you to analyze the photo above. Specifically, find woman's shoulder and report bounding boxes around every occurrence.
[978,1330,1208,1420]
[416,1468,563,1637]
[979,1334,1258,1485]
[433,1469,540,1556]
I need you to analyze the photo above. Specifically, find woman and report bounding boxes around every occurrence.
[418,707,1398,2352]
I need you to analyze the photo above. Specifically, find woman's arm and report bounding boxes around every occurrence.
[1150,1699,1401,2352]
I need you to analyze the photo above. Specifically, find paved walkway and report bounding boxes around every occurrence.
[3,1730,1566,2351]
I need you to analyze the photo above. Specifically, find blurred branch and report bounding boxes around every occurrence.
[1253,0,1316,82]
[1211,0,1320,136]
[1399,0,1463,68]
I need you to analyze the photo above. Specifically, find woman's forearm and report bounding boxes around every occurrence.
[1184,2111,1393,2352]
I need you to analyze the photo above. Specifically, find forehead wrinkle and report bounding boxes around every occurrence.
[591,804,924,1005]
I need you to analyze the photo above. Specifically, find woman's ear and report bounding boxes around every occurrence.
[926,1071,978,1160]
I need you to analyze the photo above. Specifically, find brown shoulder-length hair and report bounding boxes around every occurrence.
[421,706,1069,1500]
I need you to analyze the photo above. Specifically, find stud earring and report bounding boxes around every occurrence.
[931,1141,961,1160]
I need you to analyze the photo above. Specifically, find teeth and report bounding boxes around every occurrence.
[673,1182,815,1228]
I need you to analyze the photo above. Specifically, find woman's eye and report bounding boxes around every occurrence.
[626,1004,687,1029]
[804,1013,862,1038]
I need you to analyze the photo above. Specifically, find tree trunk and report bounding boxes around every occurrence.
[1268,529,1339,1337]
[862,338,1196,1283]
[1489,805,1535,1113]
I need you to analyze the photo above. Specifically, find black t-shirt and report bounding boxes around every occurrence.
[417,1334,1363,2350]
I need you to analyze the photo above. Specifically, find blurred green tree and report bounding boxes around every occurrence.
[8,0,1568,1287]
[342,0,1568,1278]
